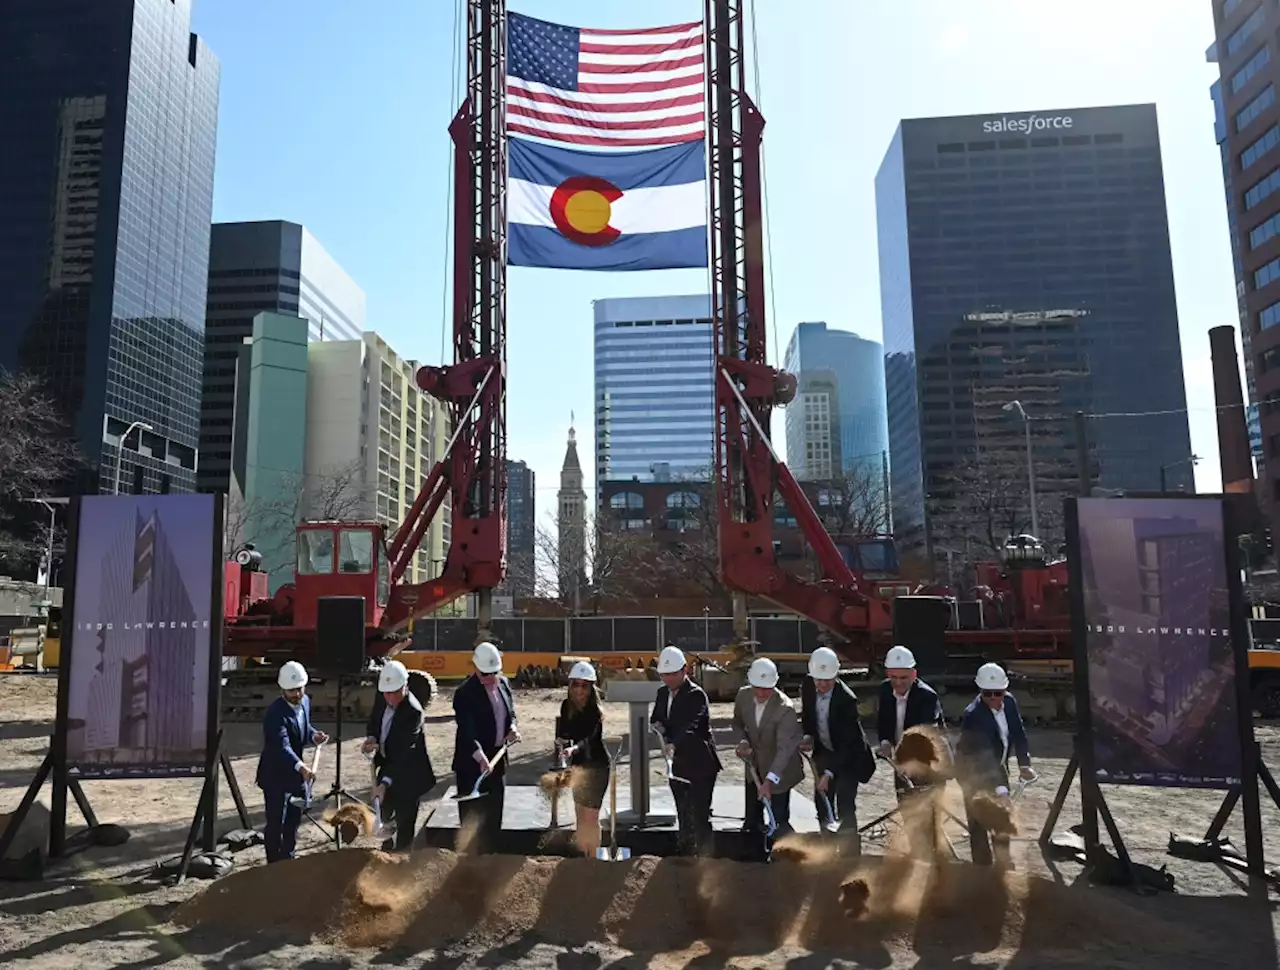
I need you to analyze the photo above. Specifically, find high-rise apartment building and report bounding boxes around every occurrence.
[1209,3,1280,491]
[783,323,889,485]
[594,295,714,494]
[500,460,536,599]
[1,0,219,493]
[200,221,365,494]
[304,333,450,587]
[876,104,1193,560]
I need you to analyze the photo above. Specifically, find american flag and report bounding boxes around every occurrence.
[507,11,705,149]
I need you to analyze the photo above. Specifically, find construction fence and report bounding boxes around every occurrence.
[406,615,826,656]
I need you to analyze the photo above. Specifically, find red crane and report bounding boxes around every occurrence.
[222,0,896,718]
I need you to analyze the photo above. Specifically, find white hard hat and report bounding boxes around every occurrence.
[378,660,409,692]
[473,640,502,674]
[976,662,1010,691]
[278,661,308,690]
[748,657,779,689]
[809,646,840,680]
[568,660,597,683]
[657,645,687,675]
[885,645,916,670]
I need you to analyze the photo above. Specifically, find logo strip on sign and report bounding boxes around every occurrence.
[982,115,1074,134]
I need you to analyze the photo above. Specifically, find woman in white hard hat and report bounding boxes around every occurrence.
[553,661,610,856]
[360,660,437,851]
[732,656,804,858]
[798,647,876,854]
[650,645,722,857]
[956,662,1036,868]
[254,661,328,863]
[452,641,520,853]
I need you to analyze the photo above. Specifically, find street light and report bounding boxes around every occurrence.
[25,497,69,598]
[112,421,154,495]
[1002,400,1039,540]
[1159,454,1201,494]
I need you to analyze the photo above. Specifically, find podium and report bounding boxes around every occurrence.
[602,678,676,828]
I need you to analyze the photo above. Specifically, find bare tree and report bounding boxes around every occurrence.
[0,371,83,567]
[532,508,669,612]
[927,446,1066,568]
[801,462,893,537]
[228,459,372,574]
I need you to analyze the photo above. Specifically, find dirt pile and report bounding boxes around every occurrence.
[175,847,1213,960]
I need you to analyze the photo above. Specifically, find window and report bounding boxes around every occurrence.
[297,530,334,575]
[1250,211,1280,248]
[1233,45,1271,93]
[609,491,644,510]
[338,529,375,573]
[1227,6,1267,59]
[1243,125,1280,169]
[1262,346,1280,371]
[1236,84,1275,132]
[665,490,701,508]
[1245,166,1280,208]
[1258,256,1280,289]
[1261,301,1280,330]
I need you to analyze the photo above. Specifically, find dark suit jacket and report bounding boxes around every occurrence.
[255,695,319,795]
[650,677,722,781]
[956,693,1031,793]
[365,691,437,800]
[876,678,946,746]
[555,701,608,767]
[800,677,876,784]
[452,673,516,790]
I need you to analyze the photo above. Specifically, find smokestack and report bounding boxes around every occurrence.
[1209,325,1254,493]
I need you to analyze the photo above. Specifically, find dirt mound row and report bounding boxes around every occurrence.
[175,847,1210,960]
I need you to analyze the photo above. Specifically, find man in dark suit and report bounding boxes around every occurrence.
[255,661,328,863]
[360,659,436,852]
[957,663,1035,868]
[875,645,948,792]
[451,641,519,853]
[799,647,875,854]
[650,645,721,857]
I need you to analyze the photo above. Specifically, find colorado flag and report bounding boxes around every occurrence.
[507,136,708,271]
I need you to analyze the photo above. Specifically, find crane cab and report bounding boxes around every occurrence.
[292,521,392,629]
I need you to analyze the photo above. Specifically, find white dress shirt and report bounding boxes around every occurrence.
[814,689,835,779]
[752,696,780,785]
[993,707,1010,795]
[894,692,909,743]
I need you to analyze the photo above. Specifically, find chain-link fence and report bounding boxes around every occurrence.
[406,615,817,653]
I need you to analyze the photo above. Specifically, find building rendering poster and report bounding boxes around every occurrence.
[1073,497,1244,790]
[63,495,220,779]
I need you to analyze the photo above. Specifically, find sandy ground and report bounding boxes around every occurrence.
[2,672,1280,969]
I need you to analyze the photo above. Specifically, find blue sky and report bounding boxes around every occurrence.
[193,0,1234,522]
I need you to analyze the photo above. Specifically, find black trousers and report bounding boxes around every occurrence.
[457,774,505,854]
[965,767,1012,867]
[263,788,303,863]
[671,776,714,857]
[383,789,421,852]
[813,770,861,853]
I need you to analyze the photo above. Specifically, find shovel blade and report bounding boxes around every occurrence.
[596,845,631,861]
[452,788,487,802]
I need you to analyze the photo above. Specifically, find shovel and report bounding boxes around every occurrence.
[361,748,396,841]
[596,736,631,862]
[649,724,690,784]
[740,754,778,839]
[289,740,325,810]
[800,751,840,834]
[453,742,510,801]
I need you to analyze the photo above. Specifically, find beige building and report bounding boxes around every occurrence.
[304,332,451,592]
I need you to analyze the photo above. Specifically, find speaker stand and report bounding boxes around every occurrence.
[309,672,367,849]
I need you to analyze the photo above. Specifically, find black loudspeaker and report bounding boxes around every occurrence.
[316,596,367,675]
[892,595,952,676]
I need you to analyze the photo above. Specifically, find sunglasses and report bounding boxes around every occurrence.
[982,690,1005,698]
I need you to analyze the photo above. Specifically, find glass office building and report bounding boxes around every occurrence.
[1,0,219,493]
[594,294,714,495]
[200,221,366,494]
[875,104,1193,559]
[783,322,889,482]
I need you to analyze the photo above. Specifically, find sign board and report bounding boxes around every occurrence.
[1069,496,1246,789]
[62,494,223,779]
